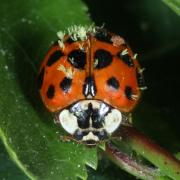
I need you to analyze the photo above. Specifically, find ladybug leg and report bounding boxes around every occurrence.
[54,114,60,124]
[60,135,74,142]
[121,113,133,127]
[60,135,83,145]
[127,113,133,125]
[54,118,59,124]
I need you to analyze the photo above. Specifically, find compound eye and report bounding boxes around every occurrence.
[103,109,122,134]
[94,130,108,140]
[59,109,78,134]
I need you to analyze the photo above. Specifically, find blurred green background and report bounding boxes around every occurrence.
[0,0,180,179]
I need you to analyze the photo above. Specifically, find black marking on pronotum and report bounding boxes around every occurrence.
[125,86,133,100]
[77,104,92,129]
[107,77,120,90]
[37,67,45,89]
[117,50,134,67]
[60,77,72,93]
[68,49,86,69]
[83,76,97,97]
[91,109,103,128]
[47,50,64,66]
[94,49,113,69]
[136,68,145,87]
[95,28,112,44]
[74,103,93,129]
[47,84,55,99]
[73,103,104,129]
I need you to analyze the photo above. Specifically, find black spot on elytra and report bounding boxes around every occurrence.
[60,77,72,92]
[125,86,133,100]
[47,50,64,66]
[37,67,45,89]
[107,77,120,90]
[83,76,97,97]
[117,50,134,67]
[47,84,55,99]
[95,28,112,44]
[68,49,86,69]
[136,68,145,87]
[94,49,113,69]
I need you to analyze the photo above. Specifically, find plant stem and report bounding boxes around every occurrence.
[111,126,180,180]
[105,142,163,180]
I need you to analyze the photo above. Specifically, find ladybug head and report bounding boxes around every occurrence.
[55,100,127,145]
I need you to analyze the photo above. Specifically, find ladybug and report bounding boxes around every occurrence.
[37,25,146,146]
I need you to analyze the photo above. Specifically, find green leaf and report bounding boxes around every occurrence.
[0,141,27,180]
[162,0,180,15]
[0,0,97,179]
[175,153,180,160]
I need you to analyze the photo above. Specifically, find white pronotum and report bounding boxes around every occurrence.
[58,100,122,142]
